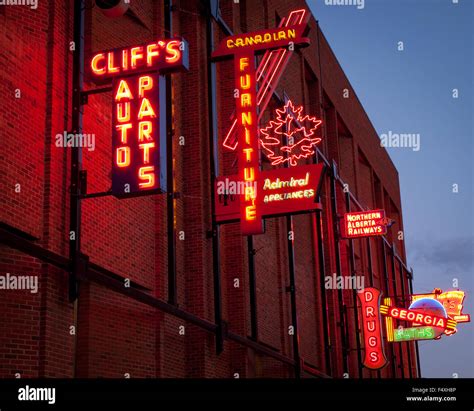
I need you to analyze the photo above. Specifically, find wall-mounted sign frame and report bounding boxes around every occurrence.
[211,9,327,235]
[215,163,325,223]
[341,209,389,239]
[89,39,189,198]
[357,287,470,370]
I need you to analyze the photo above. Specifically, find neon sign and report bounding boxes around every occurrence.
[410,289,470,335]
[358,288,470,348]
[411,289,470,323]
[221,9,310,151]
[212,23,309,60]
[358,287,469,367]
[341,210,389,239]
[90,39,188,79]
[260,100,322,167]
[215,163,325,223]
[357,287,388,370]
[212,11,313,235]
[234,54,262,234]
[380,305,455,331]
[111,74,161,196]
[393,326,435,342]
[90,39,188,197]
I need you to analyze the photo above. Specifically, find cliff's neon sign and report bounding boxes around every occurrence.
[90,39,188,79]
[89,39,188,197]
[111,74,160,196]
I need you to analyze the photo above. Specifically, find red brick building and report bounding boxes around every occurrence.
[0,0,418,378]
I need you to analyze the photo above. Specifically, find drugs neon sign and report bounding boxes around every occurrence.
[357,287,388,370]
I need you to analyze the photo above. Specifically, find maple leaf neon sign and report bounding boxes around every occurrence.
[259,100,322,167]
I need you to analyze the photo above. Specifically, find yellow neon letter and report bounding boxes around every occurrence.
[91,53,106,75]
[240,74,251,89]
[115,80,133,101]
[130,46,144,68]
[116,102,130,123]
[239,57,249,71]
[244,167,255,181]
[137,98,156,119]
[138,76,153,98]
[245,205,256,221]
[146,43,159,66]
[241,93,252,107]
[138,121,153,142]
[116,123,132,143]
[139,142,155,164]
[116,146,130,167]
[139,166,155,188]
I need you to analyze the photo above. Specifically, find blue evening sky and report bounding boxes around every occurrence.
[307,0,473,377]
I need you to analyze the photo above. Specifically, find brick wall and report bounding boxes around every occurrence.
[0,0,415,378]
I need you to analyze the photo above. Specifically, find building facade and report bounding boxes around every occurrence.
[0,0,418,378]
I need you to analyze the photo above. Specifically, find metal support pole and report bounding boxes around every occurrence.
[206,4,224,354]
[68,0,85,302]
[381,240,397,377]
[366,238,374,287]
[247,236,258,341]
[390,244,404,378]
[409,268,421,377]
[286,215,301,378]
[329,162,349,375]
[164,0,177,305]
[314,210,332,375]
[399,260,412,378]
[344,192,363,378]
